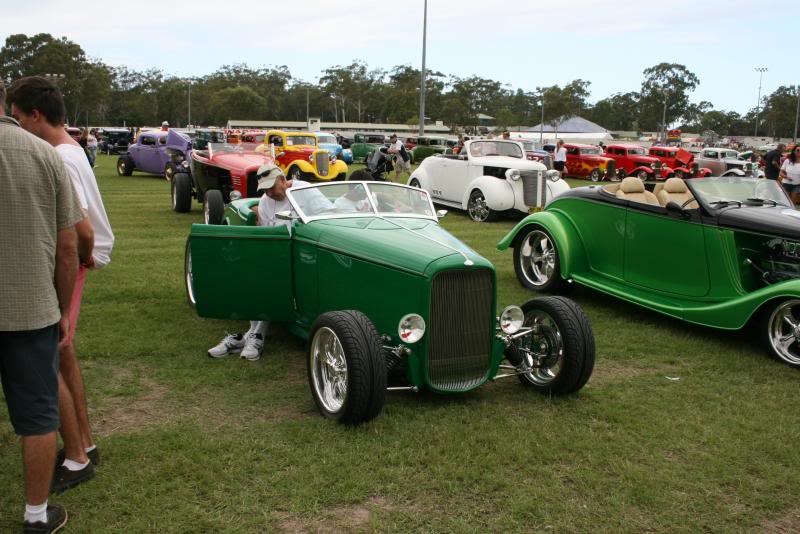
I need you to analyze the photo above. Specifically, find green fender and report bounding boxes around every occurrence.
[496,211,586,278]
[682,280,800,330]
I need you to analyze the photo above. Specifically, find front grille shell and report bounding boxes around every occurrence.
[426,269,494,391]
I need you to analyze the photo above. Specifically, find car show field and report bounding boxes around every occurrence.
[2,155,800,532]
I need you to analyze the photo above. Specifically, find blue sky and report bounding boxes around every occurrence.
[2,0,797,115]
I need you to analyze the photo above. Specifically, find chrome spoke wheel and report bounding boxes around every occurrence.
[519,310,564,386]
[310,327,349,414]
[768,300,800,365]
[520,230,556,287]
[203,201,210,224]
[171,182,177,210]
[468,191,489,221]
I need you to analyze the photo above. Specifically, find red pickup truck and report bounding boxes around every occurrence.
[603,144,668,180]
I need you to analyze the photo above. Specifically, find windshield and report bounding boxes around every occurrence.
[469,141,523,158]
[581,147,602,155]
[286,135,316,147]
[689,177,793,209]
[721,151,738,159]
[627,147,645,155]
[288,182,435,221]
[207,142,265,157]
[317,135,337,145]
[197,130,226,142]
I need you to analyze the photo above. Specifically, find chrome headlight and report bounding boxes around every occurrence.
[499,305,524,334]
[545,170,561,182]
[650,162,657,169]
[181,160,189,168]
[229,190,242,201]
[505,169,521,181]
[398,314,425,343]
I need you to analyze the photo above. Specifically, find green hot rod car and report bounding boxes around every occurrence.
[499,176,800,367]
[185,182,595,424]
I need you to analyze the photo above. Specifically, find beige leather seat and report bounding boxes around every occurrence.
[615,177,659,205]
[656,177,698,209]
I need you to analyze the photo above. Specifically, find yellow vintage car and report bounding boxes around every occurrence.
[256,130,348,182]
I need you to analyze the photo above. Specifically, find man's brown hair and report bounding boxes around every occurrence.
[6,76,66,126]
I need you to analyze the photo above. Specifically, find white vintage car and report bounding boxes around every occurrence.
[407,139,569,222]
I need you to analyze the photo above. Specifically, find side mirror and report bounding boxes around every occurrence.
[276,210,297,221]
[665,201,685,215]
[436,209,448,219]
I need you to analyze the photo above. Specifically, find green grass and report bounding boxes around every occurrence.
[2,156,800,532]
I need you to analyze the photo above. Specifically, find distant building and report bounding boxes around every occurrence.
[226,119,451,136]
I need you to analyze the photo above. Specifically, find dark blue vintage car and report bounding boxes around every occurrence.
[116,130,191,180]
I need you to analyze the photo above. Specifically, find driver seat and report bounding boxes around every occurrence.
[657,178,698,209]
[615,177,659,205]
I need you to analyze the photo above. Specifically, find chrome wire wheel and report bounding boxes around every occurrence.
[171,181,177,210]
[117,160,126,175]
[310,327,349,414]
[589,169,601,182]
[520,310,564,386]
[767,300,800,366]
[203,200,210,224]
[467,190,490,222]
[520,230,556,287]
[184,240,195,306]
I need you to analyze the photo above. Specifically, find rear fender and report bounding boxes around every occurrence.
[697,167,713,177]
[462,177,514,211]
[496,210,585,277]
[721,168,746,177]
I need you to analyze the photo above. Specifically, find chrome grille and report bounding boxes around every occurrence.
[521,170,546,207]
[315,151,330,176]
[427,269,494,391]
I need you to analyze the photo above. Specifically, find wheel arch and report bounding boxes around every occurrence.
[497,211,586,278]
[407,166,432,190]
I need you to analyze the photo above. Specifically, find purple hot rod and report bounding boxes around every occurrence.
[117,130,192,180]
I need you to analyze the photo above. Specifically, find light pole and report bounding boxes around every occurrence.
[418,0,428,136]
[187,80,193,127]
[754,67,768,138]
[538,89,545,144]
[794,84,799,143]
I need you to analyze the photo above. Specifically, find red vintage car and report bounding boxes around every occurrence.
[171,142,275,224]
[603,144,669,180]
[647,146,712,178]
[564,143,616,181]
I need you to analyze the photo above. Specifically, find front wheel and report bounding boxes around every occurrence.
[635,170,649,180]
[467,189,498,222]
[514,296,595,394]
[307,310,386,425]
[184,237,195,307]
[589,169,601,182]
[164,163,177,182]
[288,166,303,181]
[172,172,192,213]
[409,178,421,189]
[763,299,800,368]
[513,226,569,293]
[117,156,133,176]
[203,190,225,225]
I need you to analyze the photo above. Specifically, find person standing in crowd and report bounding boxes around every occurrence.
[208,164,310,361]
[554,139,567,176]
[779,145,800,204]
[502,131,510,140]
[387,134,411,181]
[87,129,98,168]
[8,76,116,495]
[0,79,84,533]
[764,143,786,180]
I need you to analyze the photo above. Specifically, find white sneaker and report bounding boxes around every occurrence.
[240,333,264,361]
[208,333,244,358]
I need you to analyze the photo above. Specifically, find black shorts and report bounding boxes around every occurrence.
[554,161,566,171]
[0,324,60,436]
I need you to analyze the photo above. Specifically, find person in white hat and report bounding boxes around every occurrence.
[206,164,312,361]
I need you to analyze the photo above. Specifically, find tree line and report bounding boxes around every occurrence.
[1,33,797,138]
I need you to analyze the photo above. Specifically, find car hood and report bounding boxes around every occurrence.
[166,129,191,152]
[469,155,547,170]
[309,217,488,275]
[203,152,275,173]
[716,206,800,239]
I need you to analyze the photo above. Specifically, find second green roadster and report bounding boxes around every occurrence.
[499,176,800,368]
[185,182,596,424]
